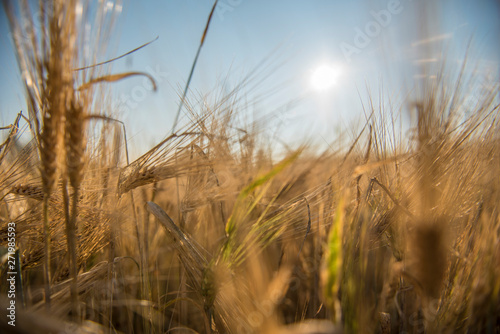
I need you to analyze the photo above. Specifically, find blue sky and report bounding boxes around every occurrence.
[1,0,499,156]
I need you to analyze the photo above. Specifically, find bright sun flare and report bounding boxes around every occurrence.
[310,64,342,92]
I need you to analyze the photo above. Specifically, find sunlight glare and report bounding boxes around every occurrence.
[310,64,342,92]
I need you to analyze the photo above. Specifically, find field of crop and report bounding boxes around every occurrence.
[1,1,499,333]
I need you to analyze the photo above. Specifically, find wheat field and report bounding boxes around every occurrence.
[1,1,499,333]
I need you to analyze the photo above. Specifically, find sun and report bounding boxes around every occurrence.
[310,64,342,92]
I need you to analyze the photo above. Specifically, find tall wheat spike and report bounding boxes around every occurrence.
[40,0,69,309]
[5,0,82,313]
